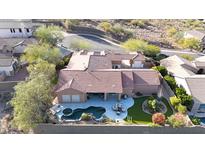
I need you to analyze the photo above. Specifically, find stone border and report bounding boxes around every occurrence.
[142,99,167,115]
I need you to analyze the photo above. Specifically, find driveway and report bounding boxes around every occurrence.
[61,33,126,53]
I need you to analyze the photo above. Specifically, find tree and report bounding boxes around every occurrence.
[21,44,61,65]
[11,76,53,132]
[152,113,166,126]
[99,22,112,32]
[143,44,160,57]
[170,96,181,107]
[35,25,63,46]
[69,39,92,50]
[27,60,56,82]
[168,113,187,128]
[152,66,168,77]
[122,39,160,56]
[180,54,194,61]
[122,39,148,51]
[164,75,177,91]
[178,38,201,51]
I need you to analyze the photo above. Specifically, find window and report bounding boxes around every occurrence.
[26,28,29,33]
[72,95,80,102]
[62,95,71,102]
[19,28,22,33]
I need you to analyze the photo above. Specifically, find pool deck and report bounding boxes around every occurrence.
[56,95,134,121]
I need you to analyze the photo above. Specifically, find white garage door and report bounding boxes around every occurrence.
[72,95,80,102]
[62,95,71,102]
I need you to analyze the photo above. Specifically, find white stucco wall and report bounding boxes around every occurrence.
[191,98,201,114]
[132,61,143,68]
[0,65,14,76]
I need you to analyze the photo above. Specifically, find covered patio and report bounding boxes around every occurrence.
[55,94,134,121]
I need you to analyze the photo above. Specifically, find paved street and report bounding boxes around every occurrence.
[160,48,205,58]
[61,33,126,53]
[61,33,205,58]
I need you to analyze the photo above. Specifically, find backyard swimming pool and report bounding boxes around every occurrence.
[61,106,106,121]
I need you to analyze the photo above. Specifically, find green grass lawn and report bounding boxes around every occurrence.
[125,96,174,124]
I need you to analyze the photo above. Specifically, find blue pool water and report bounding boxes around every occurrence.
[61,106,106,121]
[200,118,205,124]
[199,104,205,110]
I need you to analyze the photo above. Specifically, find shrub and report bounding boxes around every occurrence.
[175,87,193,107]
[101,115,113,123]
[69,40,92,50]
[153,54,168,61]
[56,60,65,70]
[180,95,193,107]
[80,113,92,121]
[175,87,187,97]
[148,98,157,112]
[166,27,177,37]
[168,113,187,128]
[130,20,147,28]
[152,113,166,126]
[99,22,112,32]
[178,38,201,51]
[190,116,201,125]
[64,19,79,29]
[164,75,177,91]
[177,104,187,114]
[63,57,70,66]
[152,66,168,77]
[170,96,181,107]
[110,24,133,41]
[144,45,160,57]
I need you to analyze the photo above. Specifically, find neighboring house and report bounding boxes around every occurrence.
[54,51,161,103]
[182,76,205,116]
[160,55,198,88]
[183,30,205,50]
[0,54,18,77]
[0,38,37,57]
[0,19,35,38]
[193,56,205,73]
[160,55,205,115]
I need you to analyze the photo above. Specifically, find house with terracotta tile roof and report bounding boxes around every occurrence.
[54,51,161,103]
